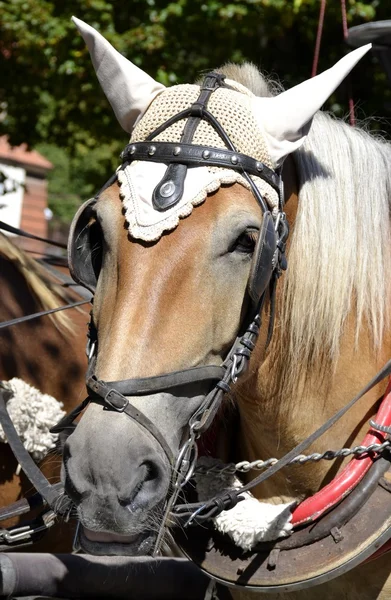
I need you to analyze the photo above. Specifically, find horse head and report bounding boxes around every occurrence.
[63,18,371,557]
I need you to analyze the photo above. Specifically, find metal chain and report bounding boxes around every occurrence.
[195,440,391,476]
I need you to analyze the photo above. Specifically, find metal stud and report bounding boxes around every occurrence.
[256,162,264,172]
[159,180,176,198]
[231,155,239,165]
[202,150,211,159]
[148,145,157,156]
[173,146,181,156]
[130,145,136,155]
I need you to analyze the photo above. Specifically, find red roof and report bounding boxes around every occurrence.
[0,136,52,170]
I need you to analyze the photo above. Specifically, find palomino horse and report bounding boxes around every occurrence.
[0,232,89,552]
[61,17,391,599]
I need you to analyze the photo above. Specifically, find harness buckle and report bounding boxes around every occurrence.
[104,389,128,412]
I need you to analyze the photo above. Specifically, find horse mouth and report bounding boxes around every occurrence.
[80,526,155,556]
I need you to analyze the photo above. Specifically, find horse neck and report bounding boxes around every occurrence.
[235,317,391,502]
[233,161,391,503]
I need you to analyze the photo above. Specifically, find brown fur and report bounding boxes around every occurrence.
[94,183,260,381]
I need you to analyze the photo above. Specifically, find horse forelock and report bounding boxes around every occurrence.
[211,62,282,98]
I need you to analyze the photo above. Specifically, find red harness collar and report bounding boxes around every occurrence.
[292,378,391,526]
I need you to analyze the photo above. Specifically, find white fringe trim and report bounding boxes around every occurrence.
[0,378,65,462]
[195,457,294,552]
[118,163,279,242]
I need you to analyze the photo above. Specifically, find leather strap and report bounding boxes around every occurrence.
[0,489,54,522]
[239,357,391,493]
[52,365,226,465]
[0,299,90,330]
[292,379,391,526]
[176,459,391,592]
[50,397,91,434]
[86,378,175,465]
[0,220,67,249]
[151,72,229,211]
[121,141,280,193]
[91,365,226,396]
[37,259,92,301]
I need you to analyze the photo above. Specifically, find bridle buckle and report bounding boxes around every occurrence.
[104,389,128,412]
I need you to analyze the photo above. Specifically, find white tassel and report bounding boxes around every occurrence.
[195,457,294,552]
[0,378,65,462]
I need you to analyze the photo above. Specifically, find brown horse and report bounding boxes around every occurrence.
[0,232,89,552]
[61,18,391,599]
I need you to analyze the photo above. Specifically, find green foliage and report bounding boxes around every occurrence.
[36,141,122,223]
[35,143,83,223]
[1,0,390,220]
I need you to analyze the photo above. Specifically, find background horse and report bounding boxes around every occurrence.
[0,232,89,552]
[61,18,391,599]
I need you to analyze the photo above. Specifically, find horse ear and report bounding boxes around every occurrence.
[252,44,371,167]
[72,17,165,134]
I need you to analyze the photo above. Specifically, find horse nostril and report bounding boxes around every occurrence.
[118,481,143,508]
[144,460,159,482]
[117,460,164,508]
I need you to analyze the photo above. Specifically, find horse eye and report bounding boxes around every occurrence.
[232,229,258,254]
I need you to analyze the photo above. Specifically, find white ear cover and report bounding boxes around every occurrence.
[72,16,165,133]
[252,44,371,166]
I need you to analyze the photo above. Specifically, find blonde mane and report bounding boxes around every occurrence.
[0,233,74,332]
[219,63,391,392]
